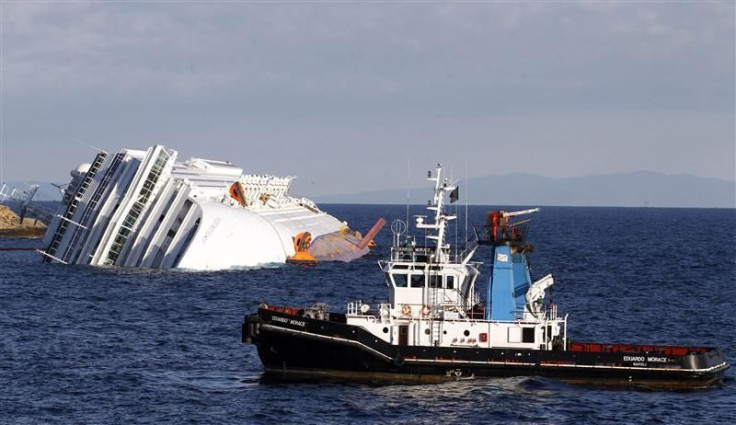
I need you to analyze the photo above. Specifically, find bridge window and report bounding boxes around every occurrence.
[446,275,455,289]
[410,274,424,288]
[393,274,408,288]
[428,275,441,288]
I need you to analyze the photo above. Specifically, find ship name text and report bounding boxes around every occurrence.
[272,316,306,327]
[623,356,670,363]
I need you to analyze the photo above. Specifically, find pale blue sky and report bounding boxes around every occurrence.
[1,1,734,196]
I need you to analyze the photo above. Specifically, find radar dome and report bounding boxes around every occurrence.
[71,163,91,177]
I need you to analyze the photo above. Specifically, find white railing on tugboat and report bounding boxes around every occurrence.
[347,301,361,316]
[347,301,388,315]
[347,301,393,324]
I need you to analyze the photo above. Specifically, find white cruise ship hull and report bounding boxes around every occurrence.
[41,145,372,270]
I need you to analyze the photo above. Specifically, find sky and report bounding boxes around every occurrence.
[0,1,734,197]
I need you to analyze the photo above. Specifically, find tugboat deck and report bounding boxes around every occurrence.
[245,305,728,389]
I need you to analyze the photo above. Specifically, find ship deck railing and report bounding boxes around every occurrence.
[347,300,565,326]
[511,303,560,321]
[346,301,392,317]
[475,223,530,246]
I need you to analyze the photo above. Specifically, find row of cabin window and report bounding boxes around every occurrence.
[393,274,455,289]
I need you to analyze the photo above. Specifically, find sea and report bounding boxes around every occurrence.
[1,205,735,424]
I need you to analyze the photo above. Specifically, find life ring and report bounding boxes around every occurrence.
[421,305,431,318]
[401,304,412,316]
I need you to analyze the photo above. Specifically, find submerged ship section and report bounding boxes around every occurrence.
[41,145,378,270]
[243,164,728,389]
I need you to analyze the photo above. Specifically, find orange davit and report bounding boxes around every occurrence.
[286,231,318,266]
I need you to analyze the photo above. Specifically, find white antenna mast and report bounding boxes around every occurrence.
[464,159,469,250]
[453,167,457,259]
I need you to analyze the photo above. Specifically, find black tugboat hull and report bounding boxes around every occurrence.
[243,309,728,389]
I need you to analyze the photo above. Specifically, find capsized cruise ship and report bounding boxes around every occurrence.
[40,145,381,270]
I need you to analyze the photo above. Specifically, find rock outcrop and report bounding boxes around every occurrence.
[0,206,47,238]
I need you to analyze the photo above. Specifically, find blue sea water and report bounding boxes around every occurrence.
[1,205,735,424]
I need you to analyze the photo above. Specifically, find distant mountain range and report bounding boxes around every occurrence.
[313,172,736,208]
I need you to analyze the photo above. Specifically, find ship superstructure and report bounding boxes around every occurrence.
[243,164,728,388]
[41,145,376,270]
[342,166,566,351]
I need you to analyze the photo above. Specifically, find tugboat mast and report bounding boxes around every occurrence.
[415,164,457,262]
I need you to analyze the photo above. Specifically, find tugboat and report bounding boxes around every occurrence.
[242,165,728,388]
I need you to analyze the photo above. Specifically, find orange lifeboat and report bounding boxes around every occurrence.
[229,182,247,207]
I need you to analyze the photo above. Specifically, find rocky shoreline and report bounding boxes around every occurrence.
[0,206,47,238]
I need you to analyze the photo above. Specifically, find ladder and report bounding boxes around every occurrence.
[427,268,441,346]
[431,320,442,346]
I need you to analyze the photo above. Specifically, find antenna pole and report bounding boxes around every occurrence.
[455,194,458,259]
[464,159,468,249]
[75,139,106,153]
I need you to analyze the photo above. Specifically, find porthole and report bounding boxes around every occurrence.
[383,327,389,333]
[424,329,430,335]
[464,330,470,337]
